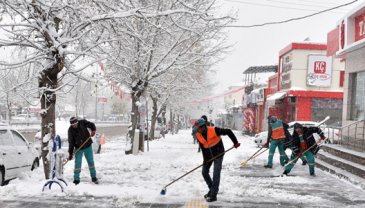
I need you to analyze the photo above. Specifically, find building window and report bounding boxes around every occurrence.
[349,71,365,121]
[311,98,343,126]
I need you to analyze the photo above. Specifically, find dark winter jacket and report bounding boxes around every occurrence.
[198,127,238,161]
[283,128,294,150]
[68,119,96,155]
[290,125,324,155]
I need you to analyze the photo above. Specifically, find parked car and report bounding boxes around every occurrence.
[0,123,40,186]
[254,131,268,147]
[254,121,323,147]
[321,125,341,144]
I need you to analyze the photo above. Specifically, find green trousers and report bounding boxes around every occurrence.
[74,145,96,181]
[287,147,307,163]
[285,150,315,174]
[267,139,288,167]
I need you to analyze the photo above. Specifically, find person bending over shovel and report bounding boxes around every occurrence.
[195,118,240,202]
[67,117,99,185]
[283,123,326,176]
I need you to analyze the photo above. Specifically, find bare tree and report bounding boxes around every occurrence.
[0,0,205,178]
[103,0,233,153]
[0,65,38,122]
[147,66,210,139]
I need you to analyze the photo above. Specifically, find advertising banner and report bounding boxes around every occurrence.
[307,55,332,87]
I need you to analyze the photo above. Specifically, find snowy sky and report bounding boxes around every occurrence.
[213,0,361,93]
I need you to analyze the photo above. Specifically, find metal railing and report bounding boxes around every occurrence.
[338,120,365,152]
[322,125,342,144]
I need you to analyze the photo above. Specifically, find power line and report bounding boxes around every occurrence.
[223,0,358,28]
[264,0,350,10]
[224,0,349,13]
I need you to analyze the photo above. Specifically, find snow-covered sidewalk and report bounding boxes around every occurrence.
[0,130,364,207]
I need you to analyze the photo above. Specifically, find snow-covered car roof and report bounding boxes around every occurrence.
[256,120,321,135]
[288,121,320,128]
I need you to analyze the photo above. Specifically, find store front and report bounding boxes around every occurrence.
[266,42,344,125]
[331,2,365,124]
[287,91,343,125]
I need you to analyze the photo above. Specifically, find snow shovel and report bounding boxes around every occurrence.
[63,136,92,166]
[160,146,235,195]
[284,116,330,167]
[240,147,268,167]
[285,137,329,167]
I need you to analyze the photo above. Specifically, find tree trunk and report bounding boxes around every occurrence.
[170,109,174,135]
[6,93,11,121]
[149,96,158,140]
[39,72,58,179]
[160,104,167,138]
[125,92,140,154]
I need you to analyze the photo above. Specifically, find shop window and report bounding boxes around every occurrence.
[311,98,343,126]
[349,72,365,121]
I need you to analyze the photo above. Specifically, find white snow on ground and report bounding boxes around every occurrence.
[0,129,364,207]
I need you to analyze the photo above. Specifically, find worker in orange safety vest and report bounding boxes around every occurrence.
[195,118,240,202]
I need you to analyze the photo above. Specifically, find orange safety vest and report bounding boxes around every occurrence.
[270,120,285,140]
[196,127,221,148]
[272,128,285,140]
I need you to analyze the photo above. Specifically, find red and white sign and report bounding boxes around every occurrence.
[307,55,332,87]
[355,12,365,42]
[97,97,108,103]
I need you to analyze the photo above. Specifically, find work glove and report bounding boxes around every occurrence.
[91,131,96,137]
[263,143,269,148]
[234,143,241,148]
[68,154,73,161]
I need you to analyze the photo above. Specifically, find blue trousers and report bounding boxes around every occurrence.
[74,145,96,181]
[202,156,223,196]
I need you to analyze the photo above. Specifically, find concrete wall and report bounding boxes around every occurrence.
[343,46,365,126]
[20,124,129,142]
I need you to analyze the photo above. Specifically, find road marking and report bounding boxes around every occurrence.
[184,198,208,208]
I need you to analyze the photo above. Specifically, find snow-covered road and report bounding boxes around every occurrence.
[0,130,364,207]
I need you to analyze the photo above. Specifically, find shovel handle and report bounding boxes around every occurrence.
[163,146,235,189]
[63,136,92,166]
